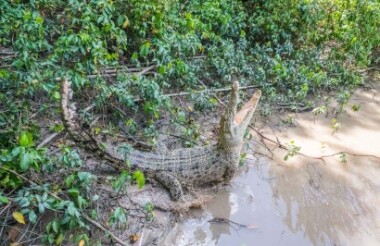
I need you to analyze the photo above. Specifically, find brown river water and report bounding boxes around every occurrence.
[162,80,380,246]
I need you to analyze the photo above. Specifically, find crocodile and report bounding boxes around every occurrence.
[61,78,261,200]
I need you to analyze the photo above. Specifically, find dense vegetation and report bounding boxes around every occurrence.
[1,0,379,244]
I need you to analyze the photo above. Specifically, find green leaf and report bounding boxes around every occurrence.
[20,152,31,171]
[1,175,10,187]
[19,132,29,147]
[352,104,360,112]
[52,220,59,233]
[11,146,21,158]
[0,69,9,79]
[68,188,80,198]
[133,171,145,189]
[109,207,127,225]
[113,170,129,192]
[53,91,61,100]
[67,202,79,217]
[0,195,9,204]
[19,132,34,147]
[38,202,45,213]
[28,210,37,223]
[122,16,130,28]
[56,233,64,245]
[158,65,166,75]
[65,174,75,187]
[139,41,151,57]
[77,172,92,182]
[77,195,88,209]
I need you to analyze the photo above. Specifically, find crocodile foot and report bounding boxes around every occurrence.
[155,172,184,201]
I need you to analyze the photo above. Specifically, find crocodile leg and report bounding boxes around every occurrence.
[155,172,184,201]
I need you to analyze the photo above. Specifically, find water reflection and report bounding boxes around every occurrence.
[268,156,380,245]
[163,154,380,246]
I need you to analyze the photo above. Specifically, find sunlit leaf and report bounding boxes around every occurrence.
[122,16,130,28]
[12,211,26,224]
[78,239,85,246]
[133,171,145,189]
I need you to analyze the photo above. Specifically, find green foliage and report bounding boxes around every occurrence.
[143,202,155,221]
[0,192,10,205]
[0,132,47,188]
[284,140,301,161]
[113,170,130,192]
[112,170,146,192]
[331,118,342,135]
[109,207,127,228]
[133,170,145,189]
[339,153,348,163]
[59,146,83,168]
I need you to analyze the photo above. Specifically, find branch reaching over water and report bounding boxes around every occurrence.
[249,125,380,161]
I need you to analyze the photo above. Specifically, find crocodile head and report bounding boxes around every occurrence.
[218,77,262,160]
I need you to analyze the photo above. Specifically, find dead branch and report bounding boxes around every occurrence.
[208,217,258,230]
[37,133,60,149]
[356,65,380,73]
[162,85,262,98]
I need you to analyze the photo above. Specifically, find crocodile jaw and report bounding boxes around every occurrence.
[217,79,262,177]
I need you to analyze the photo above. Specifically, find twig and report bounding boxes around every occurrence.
[89,115,101,126]
[0,202,11,217]
[276,102,312,112]
[163,85,264,98]
[0,167,128,246]
[159,131,199,146]
[54,64,156,82]
[138,226,145,246]
[16,235,44,245]
[356,66,380,73]
[0,202,11,240]
[17,218,32,244]
[137,65,155,75]
[311,151,380,160]
[81,214,128,246]
[37,133,60,149]
[83,103,96,112]
[0,50,15,55]
[208,218,257,230]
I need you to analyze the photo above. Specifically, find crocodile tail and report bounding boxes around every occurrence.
[61,78,127,171]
